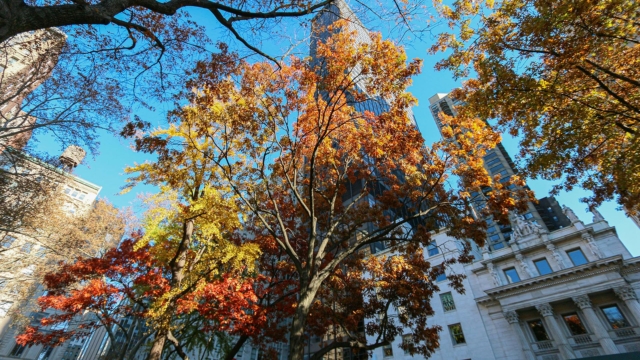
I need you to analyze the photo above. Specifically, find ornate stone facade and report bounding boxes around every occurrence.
[369,202,640,360]
[504,311,519,324]
[572,295,593,309]
[536,303,555,317]
[582,233,604,259]
[615,286,638,301]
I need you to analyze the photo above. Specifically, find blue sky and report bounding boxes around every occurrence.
[33,3,640,256]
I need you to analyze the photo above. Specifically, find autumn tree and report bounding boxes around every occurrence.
[0,14,205,156]
[0,0,432,189]
[15,237,157,360]
[135,22,524,360]
[0,0,335,45]
[121,117,261,360]
[0,146,129,326]
[0,0,327,175]
[431,0,640,214]
[13,60,263,359]
[15,232,259,360]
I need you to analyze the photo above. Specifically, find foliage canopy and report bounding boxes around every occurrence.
[432,0,640,214]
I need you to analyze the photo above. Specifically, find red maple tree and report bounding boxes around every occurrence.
[17,234,262,360]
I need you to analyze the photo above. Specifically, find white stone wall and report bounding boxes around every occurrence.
[368,216,640,360]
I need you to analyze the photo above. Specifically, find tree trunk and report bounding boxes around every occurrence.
[145,218,194,360]
[146,329,168,360]
[288,281,321,360]
[128,332,154,360]
[224,335,249,360]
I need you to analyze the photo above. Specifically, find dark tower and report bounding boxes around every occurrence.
[428,93,569,250]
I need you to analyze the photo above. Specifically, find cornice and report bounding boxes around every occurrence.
[2,146,101,191]
[474,225,619,270]
[621,257,640,276]
[476,256,624,303]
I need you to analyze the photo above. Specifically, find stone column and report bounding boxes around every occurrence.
[614,286,640,325]
[504,311,536,360]
[536,303,575,359]
[572,295,618,355]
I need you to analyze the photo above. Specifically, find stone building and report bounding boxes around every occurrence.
[0,147,102,360]
[369,205,640,360]
[0,28,66,151]
[364,93,640,360]
[428,93,572,250]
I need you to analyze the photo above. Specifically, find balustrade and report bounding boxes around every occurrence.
[572,334,593,345]
[611,326,638,338]
[535,341,554,350]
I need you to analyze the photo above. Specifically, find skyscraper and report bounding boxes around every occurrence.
[311,0,418,128]
[311,0,426,258]
[304,1,430,358]
[361,93,640,360]
[428,92,570,251]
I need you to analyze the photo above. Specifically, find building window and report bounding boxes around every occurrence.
[62,202,78,215]
[402,334,413,355]
[566,248,588,266]
[30,312,46,326]
[489,163,505,174]
[534,258,553,276]
[562,313,588,335]
[484,152,498,161]
[35,246,47,258]
[503,268,520,283]
[440,292,456,312]
[64,186,88,201]
[488,234,501,242]
[485,157,501,167]
[601,305,630,329]
[370,241,386,254]
[10,343,27,356]
[528,319,550,342]
[38,346,53,360]
[51,320,69,331]
[427,242,439,256]
[383,344,393,357]
[436,273,447,282]
[448,323,466,345]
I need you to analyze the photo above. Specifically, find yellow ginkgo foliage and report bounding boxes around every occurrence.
[123,116,260,360]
